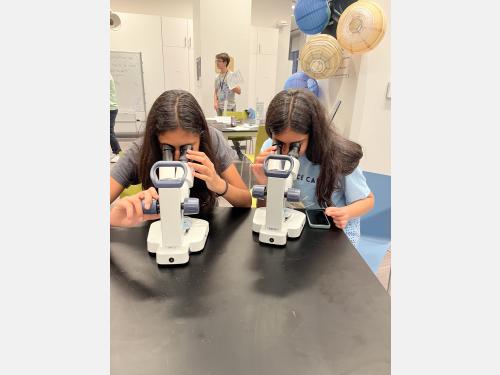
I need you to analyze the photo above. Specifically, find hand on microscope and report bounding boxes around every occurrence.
[186,149,227,194]
[110,187,160,227]
[250,145,277,185]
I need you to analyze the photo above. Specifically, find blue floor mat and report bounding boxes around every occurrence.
[359,171,391,273]
[356,236,391,273]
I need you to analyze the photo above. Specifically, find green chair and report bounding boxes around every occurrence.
[223,111,248,121]
[119,183,143,198]
[224,110,253,159]
[243,125,267,207]
[253,124,268,161]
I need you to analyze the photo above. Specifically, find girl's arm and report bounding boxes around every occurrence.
[325,193,375,229]
[346,192,374,218]
[110,176,125,203]
[251,144,276,208]
[218,164,252,207]
[110,187,160,227]
[214,89,219,112]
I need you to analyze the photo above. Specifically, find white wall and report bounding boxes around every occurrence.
[251,0,293,92]
[318,0,391,175]
[110,0,192,18]
[110,12,164,115]
[109,0,390,175]
[349,0,391,175]
[109,0,292,119]
[193,0,251,116]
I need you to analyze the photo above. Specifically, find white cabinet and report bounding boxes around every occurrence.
[248,27,279,118]
[257,27,279,55]
[256,53,278,110]
[250,28,258,54]
[162,17,189,47]
[187,19,195,93]
[163,46,190,90]
[250,26,279,55]
[161,17,195,93]
[187,19,194,49]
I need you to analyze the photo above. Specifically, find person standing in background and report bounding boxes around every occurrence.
[214,52,245,159]
[110,73,122,163]
[213,52,241,115]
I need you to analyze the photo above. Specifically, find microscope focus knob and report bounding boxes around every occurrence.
[286,188,301,202]
[182,198,200,215]
[142,199,160,215]
[252,185,267,199]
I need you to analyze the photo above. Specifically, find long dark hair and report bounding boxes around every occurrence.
[265,89,363,207]
[138,90,220,212]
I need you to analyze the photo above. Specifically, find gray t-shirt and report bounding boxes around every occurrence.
[215,71,236,111]
[111,127,238,188]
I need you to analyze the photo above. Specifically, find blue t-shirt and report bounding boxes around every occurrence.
[261,138,371,246]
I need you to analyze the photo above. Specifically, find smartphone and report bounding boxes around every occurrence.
[306,209,331,229]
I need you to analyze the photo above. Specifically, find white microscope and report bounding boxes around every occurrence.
[143,145,209,265]
[252,142,306,245]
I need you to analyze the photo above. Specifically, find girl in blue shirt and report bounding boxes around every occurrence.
[252,89,374,246]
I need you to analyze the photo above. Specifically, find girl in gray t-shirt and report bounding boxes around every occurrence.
[110,90,251,227]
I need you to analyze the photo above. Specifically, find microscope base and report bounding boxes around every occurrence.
[147,218,210,265]
[252,207,306,245]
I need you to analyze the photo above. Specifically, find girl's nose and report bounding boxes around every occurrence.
[174,150,181,161]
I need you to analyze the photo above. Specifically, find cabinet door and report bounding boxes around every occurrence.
[250,26,258,54]
[255,53,278,114]
[247,53,257,108]
[188,47,196,93]
[161,17,188,47]
[187,19,194,50]
[163,46,190,91]
[257,28,279,55]
[186,19,195,93]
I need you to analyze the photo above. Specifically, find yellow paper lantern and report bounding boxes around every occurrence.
[299,34,343,80]
[336,0,386,54]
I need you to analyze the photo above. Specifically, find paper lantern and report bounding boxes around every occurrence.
[299,34,343,80]
[294,0,331,35]
[284,72,320,97]
[336,0,386,54]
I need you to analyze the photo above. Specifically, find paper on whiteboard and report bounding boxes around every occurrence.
[227,70,244,90]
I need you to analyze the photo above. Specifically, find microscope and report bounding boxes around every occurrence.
[142,144,209,265]
[251,142,306,245]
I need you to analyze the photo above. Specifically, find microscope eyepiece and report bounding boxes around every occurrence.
[162,145,175,161]
[179,144,193,162]
[273,142,284,155]
[288,142,301,159]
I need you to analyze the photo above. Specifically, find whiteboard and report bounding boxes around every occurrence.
[110,51,146,114]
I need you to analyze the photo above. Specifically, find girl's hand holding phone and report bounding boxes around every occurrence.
[325,206,351,229]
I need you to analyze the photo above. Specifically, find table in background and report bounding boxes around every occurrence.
[111,207,390,375]
[208,121,259,141]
